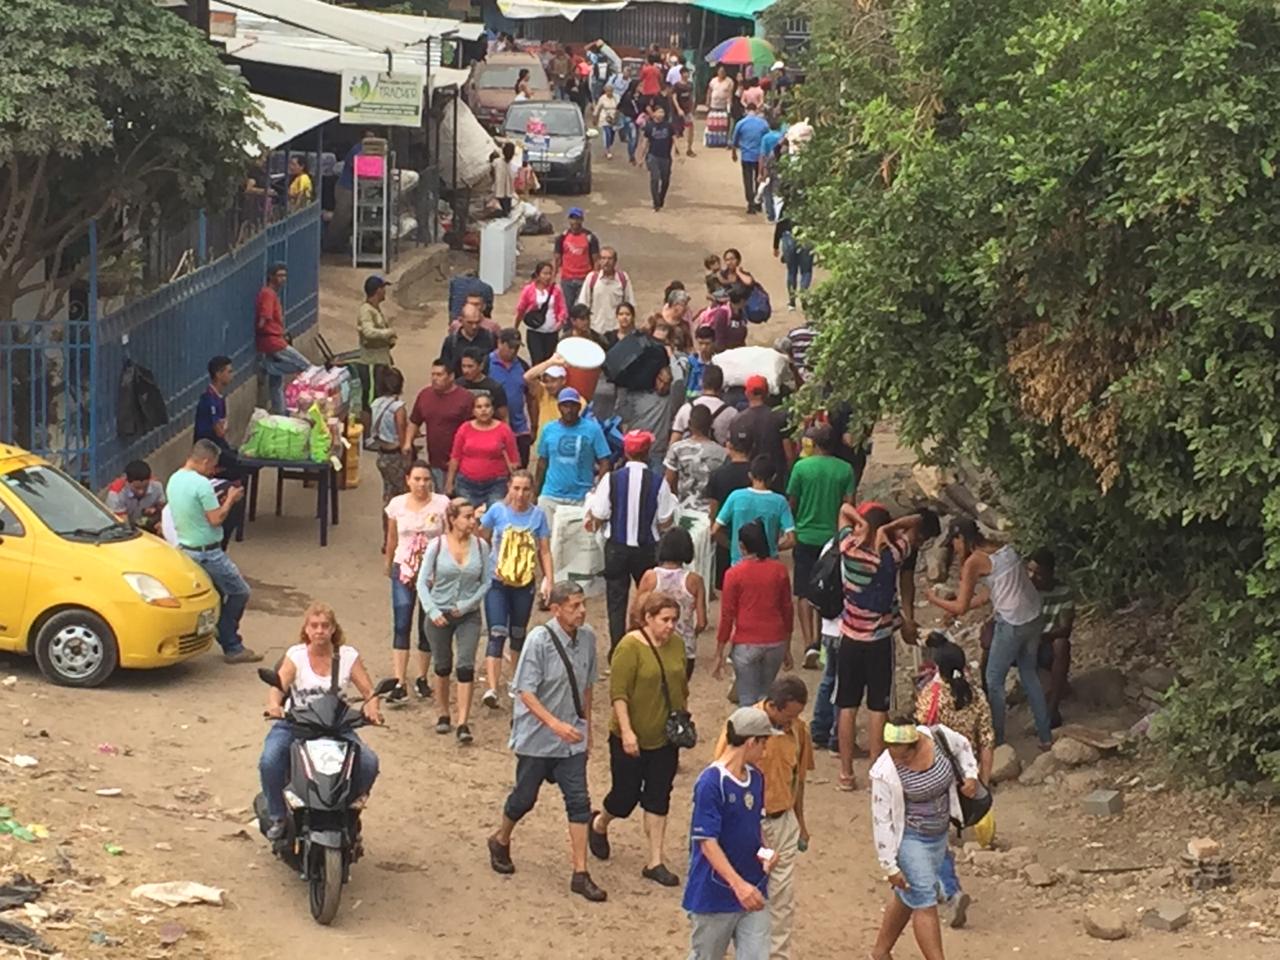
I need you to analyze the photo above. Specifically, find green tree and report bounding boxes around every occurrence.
[0,0,260,322]
[785,0,1280,784]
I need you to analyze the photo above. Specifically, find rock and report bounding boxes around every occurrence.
[1019,751,1061,786]
[1056,866,1084,886]
[924,542,950,583]
[1136,665,1176,693]
[1240,890,1279,915]
[1072,666,1127,708]
[1148,866,1178,889]
[962,841,983,861]
[990,744,1022,784]
[1186,837,1220,861]
[1267,866,1280,888]
[1063,770,1103,793]
[1052,737,1101,767]
[1081,789,1124,816]
[969,850,1005,874]
[1024,863,1055,887]
[1004,846,1036,869]
[1142,900,1190,931]
[1084,908,1129,941]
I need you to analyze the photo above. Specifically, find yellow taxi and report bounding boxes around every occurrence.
[0,444,219,686]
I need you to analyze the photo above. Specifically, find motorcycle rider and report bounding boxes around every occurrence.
[259,602,385,841]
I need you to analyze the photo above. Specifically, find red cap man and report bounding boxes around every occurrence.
[622,430,654,460]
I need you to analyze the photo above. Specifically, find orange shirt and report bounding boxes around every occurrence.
[714,700,815,815]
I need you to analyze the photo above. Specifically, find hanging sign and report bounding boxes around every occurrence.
[340,71,423,127]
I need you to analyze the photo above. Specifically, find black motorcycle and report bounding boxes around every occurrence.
[253,667,396,924]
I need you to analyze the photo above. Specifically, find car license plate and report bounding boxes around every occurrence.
[196,608,217,636]
[532,160,551,172]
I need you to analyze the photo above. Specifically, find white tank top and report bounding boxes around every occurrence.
[654,566,696,658]
[984,546,1042,626]
[285,643,359,709]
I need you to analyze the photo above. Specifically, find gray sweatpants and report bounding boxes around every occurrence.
[688,909,770,960]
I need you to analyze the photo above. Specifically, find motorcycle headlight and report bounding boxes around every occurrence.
[303,738,349,776]
[122,573,179,608]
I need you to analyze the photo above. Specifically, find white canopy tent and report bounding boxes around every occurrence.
[250,94,336,149]
[225,35,470,91]
[214,0,464,56]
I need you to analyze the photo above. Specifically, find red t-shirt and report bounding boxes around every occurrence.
[639,63,661,96]
[255,287,287,353]
[554,229,599,281]
[717,556,794,647]
[410,385,477,470]
[450,420,518,483]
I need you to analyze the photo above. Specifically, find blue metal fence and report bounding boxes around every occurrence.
[0,202,320,488]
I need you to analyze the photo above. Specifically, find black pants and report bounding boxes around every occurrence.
[646,155,672,210]
[604,540,658,655]
[516,433,532,468]
[503,752,590,825]
[527,329,559,366]
[741,161,759,210]
[603,734,678,818]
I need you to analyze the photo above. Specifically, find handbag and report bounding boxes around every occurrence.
[524,290,553,331]
[641,630,697,749]
[932,727,993,833]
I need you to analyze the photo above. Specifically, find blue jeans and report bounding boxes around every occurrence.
[603,125,616,151]
[259,345,310,414]
[730,642,787,707]
[455,474,508,507]
[986,615,1051,744]
[785,248,814,302]
[258,721,379,820]
[560,279,584,310]
[484,581,536,658]
[390,574,428,651]
[619,116,639,162]
[895,828,950,911]
[812,634,839,747]
[939,848,961,900]
[184,547,250,654]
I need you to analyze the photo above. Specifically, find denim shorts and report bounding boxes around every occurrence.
[895,828,950,911]
[455,474,508,507]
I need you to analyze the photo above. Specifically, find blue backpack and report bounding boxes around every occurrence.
[745,284,772,324]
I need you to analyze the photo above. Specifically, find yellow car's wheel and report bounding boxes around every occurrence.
[33,610,119,687]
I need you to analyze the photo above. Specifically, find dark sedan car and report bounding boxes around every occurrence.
[503,101,595,194]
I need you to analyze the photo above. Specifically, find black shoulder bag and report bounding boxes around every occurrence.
[544,624,585,720]
[641,630,697,749]
[931,727,992,834]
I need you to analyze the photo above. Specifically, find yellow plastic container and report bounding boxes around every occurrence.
[342,421,362,489]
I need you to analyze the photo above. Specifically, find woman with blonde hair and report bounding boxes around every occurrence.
[418,498,491,743]
[588,591,690,887]
[257,602,385,840]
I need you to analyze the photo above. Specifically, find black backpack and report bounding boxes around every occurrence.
[806,538,843,620]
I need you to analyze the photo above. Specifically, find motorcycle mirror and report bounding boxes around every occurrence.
[372,677,399,697]
[257,667,283,690]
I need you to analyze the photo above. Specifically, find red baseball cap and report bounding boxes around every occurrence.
[623,430,654,458]
[856,500,887,518]
[745,374,769,396]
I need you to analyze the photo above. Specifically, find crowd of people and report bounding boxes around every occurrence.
[94,45,1082,959]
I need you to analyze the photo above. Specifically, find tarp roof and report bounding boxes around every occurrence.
[227,36,470,91]
[690,0,775,18]
[251,94,336,148]
[215,0,466,53]
[497,0,628,20]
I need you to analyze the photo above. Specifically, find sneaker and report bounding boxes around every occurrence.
[387,684,409,704]
[487,835,515,875]
[457,723,474,744]
[223,647,264,664]
[945,891,971,929]
[482,689,500,710]
[265,817,287,841]
[788,301,796,312]
[414,677,431,700]
[641,863,680,887]
[570,871,607,902]
[587,812,610,861]
[435,716,452,735]
[802,648,821,670]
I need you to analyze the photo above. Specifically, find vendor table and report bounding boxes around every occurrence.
[237,457,340,547]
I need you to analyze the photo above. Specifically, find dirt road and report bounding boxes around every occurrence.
[2,142,1274,959]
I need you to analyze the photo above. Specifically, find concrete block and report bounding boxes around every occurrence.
[1081,789,1124,816]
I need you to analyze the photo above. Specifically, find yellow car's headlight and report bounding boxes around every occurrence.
[122,573,180,608]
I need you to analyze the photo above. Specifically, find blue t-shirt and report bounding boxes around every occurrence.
[338,142,363,190]
[193,386,228,450]
[480,502,550,580]
[732,115,772,164]
[488,351,530,435]
[683,762,767,915]
[716,487,796,565]
[537,419,611,501]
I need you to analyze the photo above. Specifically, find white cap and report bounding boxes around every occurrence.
[770,60,785,72]
[544,364,567,378]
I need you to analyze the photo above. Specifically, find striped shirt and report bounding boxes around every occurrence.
[1039,582,1075,637]
[900,750,953,835]
[787,324,816,380]
[838,526,905,642]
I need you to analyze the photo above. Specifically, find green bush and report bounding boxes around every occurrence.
[783,0,1280,783]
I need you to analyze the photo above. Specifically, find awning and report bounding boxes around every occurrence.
[250,94,336,148]
[690,0,775,18]
[375,11,484,42]
[227,37,469,92]
[215,0,463,54]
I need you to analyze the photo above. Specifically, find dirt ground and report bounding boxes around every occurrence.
[2,141,1277,959]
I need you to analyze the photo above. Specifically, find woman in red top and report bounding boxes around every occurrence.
[638,55,662,108]
[713,520,794,707]
[446,394,519,508]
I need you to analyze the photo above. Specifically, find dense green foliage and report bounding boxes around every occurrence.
[0,0,259,320]
[784,0,1280,783]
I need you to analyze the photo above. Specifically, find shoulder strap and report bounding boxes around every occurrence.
[709,400,733,422]
[930,727,964,786]
[330,645,340,694]
[641,629,674,712]
[544,624,585,719]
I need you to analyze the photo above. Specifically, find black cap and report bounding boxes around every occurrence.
[364,275,390,297]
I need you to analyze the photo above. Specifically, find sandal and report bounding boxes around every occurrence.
[838,774,857,792]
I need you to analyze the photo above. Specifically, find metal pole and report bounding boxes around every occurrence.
[197,209,208,264]
[451,90,459,247]
[87,218,99,487]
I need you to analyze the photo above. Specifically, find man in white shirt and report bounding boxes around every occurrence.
[669,364,736,448]
[665,56,685,87]
[576,246,635,336]
[584,430,677,657]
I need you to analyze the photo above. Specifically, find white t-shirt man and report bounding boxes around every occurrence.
[671,395,736,446]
